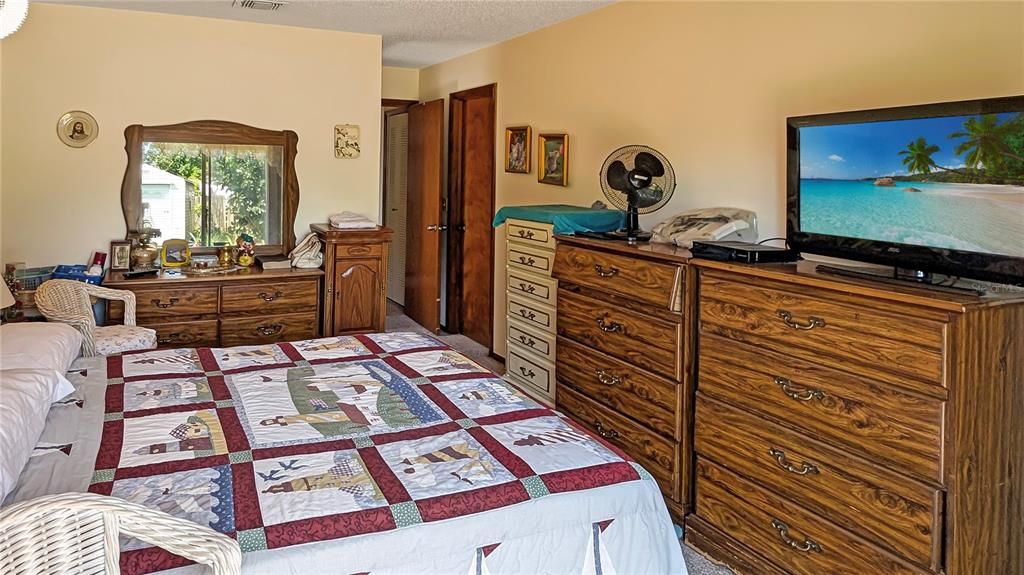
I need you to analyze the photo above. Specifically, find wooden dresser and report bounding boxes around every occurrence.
[504,218,560,405]
[312,224,393,336]
[687,260,1024,575]
[104,267,323,348]
[552,236,695,521]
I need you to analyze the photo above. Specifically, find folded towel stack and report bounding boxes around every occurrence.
[329,211,377,229]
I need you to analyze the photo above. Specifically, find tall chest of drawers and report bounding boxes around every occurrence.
[687,260,1024,575]
[503,218,560,405]
[104,267,323,348]
[552,236,695,521]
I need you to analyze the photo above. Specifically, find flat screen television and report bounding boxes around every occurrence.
[787,95,1024,286]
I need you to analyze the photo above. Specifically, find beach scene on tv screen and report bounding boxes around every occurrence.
[799,111,1024,258]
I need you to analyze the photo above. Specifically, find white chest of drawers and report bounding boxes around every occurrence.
[503,218,557,405]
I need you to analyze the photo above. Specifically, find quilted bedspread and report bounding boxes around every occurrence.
[86,332,650,574]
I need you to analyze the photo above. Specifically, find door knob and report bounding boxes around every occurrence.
[427,224,448,232]
[456,224,467,232]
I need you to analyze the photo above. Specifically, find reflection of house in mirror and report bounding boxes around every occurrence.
[141,164,189,240]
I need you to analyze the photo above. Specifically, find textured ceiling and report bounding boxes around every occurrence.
[41,0,612,68]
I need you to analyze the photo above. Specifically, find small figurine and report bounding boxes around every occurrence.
[236,233,256,267]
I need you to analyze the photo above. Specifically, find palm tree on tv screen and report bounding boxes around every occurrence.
[951,114,1024,170]
[899,137,941,175]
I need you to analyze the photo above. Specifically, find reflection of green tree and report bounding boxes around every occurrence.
[142,145,268,244]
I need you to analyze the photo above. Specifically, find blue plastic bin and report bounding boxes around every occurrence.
[51,265,104,285]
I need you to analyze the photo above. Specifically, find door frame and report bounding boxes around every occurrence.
[445,84,497,351]
[380,98,417,230]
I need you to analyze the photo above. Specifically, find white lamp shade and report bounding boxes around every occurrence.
[0,280,14,309]
[0,0,29,40]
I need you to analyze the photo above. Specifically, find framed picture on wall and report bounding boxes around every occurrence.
[538,133,568,186]
[504,126,532,173]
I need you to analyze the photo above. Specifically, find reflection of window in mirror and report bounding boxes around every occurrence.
[121,121,299,255]
[141,143,284,246]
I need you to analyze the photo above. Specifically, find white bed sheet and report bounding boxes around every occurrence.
[4,355,686,575]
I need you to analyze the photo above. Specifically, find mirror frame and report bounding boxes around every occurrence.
[121,120,299,254]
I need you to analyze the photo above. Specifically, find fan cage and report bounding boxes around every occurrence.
[599,145,676,214]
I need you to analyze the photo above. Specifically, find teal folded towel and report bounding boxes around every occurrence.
[493,204,624,235]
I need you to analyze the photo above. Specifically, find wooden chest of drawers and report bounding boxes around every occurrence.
[105,267,323,348]
[687,260,1024,575]
[552,236,694,521]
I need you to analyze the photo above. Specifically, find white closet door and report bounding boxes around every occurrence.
[385,112,409,305]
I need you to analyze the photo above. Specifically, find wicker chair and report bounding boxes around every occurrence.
[0,492,241,575]
[34,280,157,357]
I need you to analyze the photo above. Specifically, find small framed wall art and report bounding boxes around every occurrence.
[504,126,532,173]
[538,133,568,186]
[57,111,99,148]
[334,124,361,158]
[109,240,134,271]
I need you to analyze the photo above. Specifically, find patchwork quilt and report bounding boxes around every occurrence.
[88,332,648,574]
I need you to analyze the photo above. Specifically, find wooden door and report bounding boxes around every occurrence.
[404,99,445,332]
[447,85,496,348]
[334,258,383,334]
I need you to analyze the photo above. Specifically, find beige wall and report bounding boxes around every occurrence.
[419,1,1024,354]
[1,4,382,267]
[382,66,420,101]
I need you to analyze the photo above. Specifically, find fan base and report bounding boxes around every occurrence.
[582,229,652,243]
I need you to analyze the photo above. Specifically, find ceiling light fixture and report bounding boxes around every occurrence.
[232,0,286,11]
[0,0,29,39]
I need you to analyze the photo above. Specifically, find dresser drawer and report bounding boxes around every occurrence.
[121,287,220,321]
[696,395,941,568]
[699,273,947,388]
[506,219,556,251]
[557,288,680,380]
[507,243,554,276]
[557,336,679,440]
[553,244,681,308]
[220,312,318,347]
[337,243,383,258]
[506,267,557,307]
[150,320,219,348]
[699,334,944,482]
[558,384,679,501]
[507,293,556,333]
[221,279,319,315]
[507,318,555,362]
[696,458,930,575]
[506,343,555,397]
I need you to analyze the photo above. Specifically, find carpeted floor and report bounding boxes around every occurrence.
[386,301,735,575]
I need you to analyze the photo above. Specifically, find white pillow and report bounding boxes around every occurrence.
[0,369,60,501]
[0,323,82,401]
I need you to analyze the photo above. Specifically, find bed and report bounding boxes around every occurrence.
[4,332,685,574]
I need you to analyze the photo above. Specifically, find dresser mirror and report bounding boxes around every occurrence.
[121,120,299,255]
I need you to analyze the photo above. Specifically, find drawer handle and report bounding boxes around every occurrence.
[776,309,826,331]
[596,316,624,334]
[518,255,537,266]
[773,376,826,402]
[518,366,536,379]
[256,323,284,336]
[594,264,619,277]
[258,290,284,302]
[151,297,179,309]
[595,369,624,386]
[518,334,538,348]
[768,447,820,476]
[771,519,823,554]
[157,333,185,345]
[348,246,371,255]
[518,309,537,321]
[517,229,536,240]
[518,282,537,294]
[593,421,620,440]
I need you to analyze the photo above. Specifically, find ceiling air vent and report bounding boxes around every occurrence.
[233,0,286,11]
